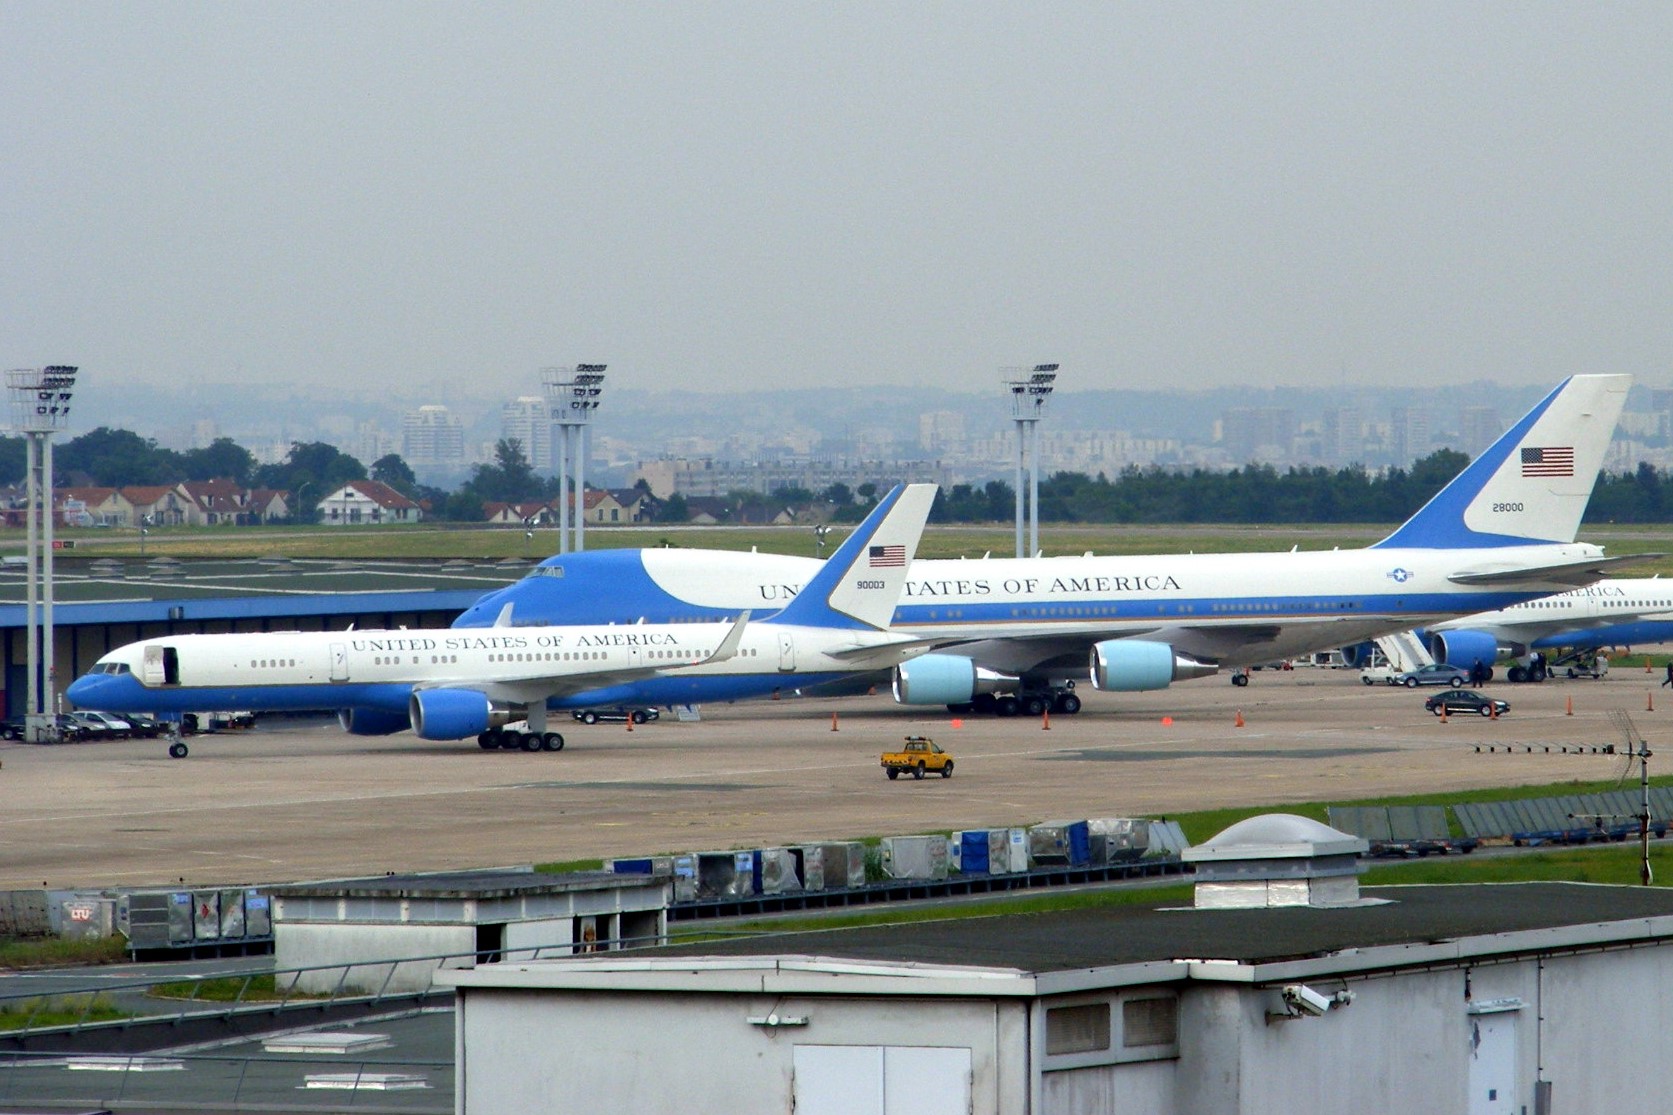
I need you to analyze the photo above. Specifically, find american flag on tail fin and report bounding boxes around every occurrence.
[868,544,906,568]
[1521,446,1574,477]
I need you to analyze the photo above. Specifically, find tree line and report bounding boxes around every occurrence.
[4,428,1671,525]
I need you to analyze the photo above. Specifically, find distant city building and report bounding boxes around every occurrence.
[501,396,554,471]
[1389,405,1431,466]
[631,457,948,500]
[1321,407,1363,466]
[1455,406,1503,456]
[1220,407,1295,464]
[352,421,399,469]
[918,410,966,453]
[401,405,466,469]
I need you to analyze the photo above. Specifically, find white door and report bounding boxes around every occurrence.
[885,1046,971,1115]
[794,1046,882,1115]
[329,642,349,682]
[793,1045,970,1115]
[1468,1012,1516,1115]
[777,630,796,672]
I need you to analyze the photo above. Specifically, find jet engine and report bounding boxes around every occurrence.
[337,708,410,736]
[409,688,502,741]
[1426,630,1510,667]
[891,654,1019,706]
[1089,640,1218,692]
[1337,641,1379,669]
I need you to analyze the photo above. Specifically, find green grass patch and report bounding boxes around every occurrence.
[1364,843,1673,887]
[0,994,129,1031]
[535,858,607,874]
[0,936,128,970]
[1166,775,1673,845]
[147,973,325,1002]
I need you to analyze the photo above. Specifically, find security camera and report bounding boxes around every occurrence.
[1281,984,1333,1017]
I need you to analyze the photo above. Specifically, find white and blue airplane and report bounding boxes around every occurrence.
[1412,577,1673,679]
[452,374,1641,715]
[65,485,939,754]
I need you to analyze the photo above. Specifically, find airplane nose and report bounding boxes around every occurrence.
[65,673,109,708]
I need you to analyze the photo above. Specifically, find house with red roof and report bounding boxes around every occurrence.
[318,480,422,525]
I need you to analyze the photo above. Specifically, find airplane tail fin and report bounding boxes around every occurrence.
[1373,374,1630,550]
[765,483,937,630]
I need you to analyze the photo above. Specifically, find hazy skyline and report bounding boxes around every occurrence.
[6,5,1671,401]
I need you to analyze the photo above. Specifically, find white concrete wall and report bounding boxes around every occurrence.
[1540,943,1673,1114]
[276,923,474,994]
[1181,969,1468,1115]
[1042,1058,1174,1113]
[457,989,1026,1115]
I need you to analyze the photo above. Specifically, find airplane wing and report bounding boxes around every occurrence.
[1447,553,1665,588]
[920,616,1419,675]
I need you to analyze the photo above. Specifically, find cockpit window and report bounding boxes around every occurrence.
[92,662,132,675]
[529,565,565,579]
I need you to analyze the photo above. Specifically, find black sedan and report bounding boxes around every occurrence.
[1424,689,1510,718]
[572,707,660,725]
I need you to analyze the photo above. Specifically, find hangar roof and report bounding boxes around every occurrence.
[0,556,525,627]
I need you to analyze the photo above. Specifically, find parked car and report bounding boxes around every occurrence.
[0,714,89,742]
[68,711,133,739]
[1395,663,1469,688]
[572,707,660,725]
[1359,664,1400,685]
[1424,689,1511,718]
[121,714,166,738]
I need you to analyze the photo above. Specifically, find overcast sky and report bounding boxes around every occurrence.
[5,4,1670,402]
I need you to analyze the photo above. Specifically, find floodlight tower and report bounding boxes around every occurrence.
[541,364,607,553]
[1004,364,1059,558]
[7,366,77,742]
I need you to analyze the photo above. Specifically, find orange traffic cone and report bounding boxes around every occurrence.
[626,716,634,732]
[831,712,839,732]
[1650,691,1657,713]
[1041,709,1051,730]
[1489,702,1498,720]
[1440,703,1448,723]
[1647,657,1654,673]
[1566,695,1574,717]
[1234,709,1245,728]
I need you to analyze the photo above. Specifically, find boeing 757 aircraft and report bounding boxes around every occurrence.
[66,485,938,754]
[1413,577,1673,677]
[452,374,1639,715]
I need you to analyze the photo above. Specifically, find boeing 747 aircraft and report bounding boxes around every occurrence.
[453,374,1639,715]
[66,485,938,754]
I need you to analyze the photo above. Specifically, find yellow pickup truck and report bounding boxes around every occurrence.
[881,736,954,780]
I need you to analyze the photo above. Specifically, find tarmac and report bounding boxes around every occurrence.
[1,665,1657,891]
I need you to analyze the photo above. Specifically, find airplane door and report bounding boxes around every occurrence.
[141,645,172,686]
[778,630,796,672]
[329,643,349,682]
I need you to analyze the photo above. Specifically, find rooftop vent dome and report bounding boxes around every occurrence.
[1184,813,1369,909]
